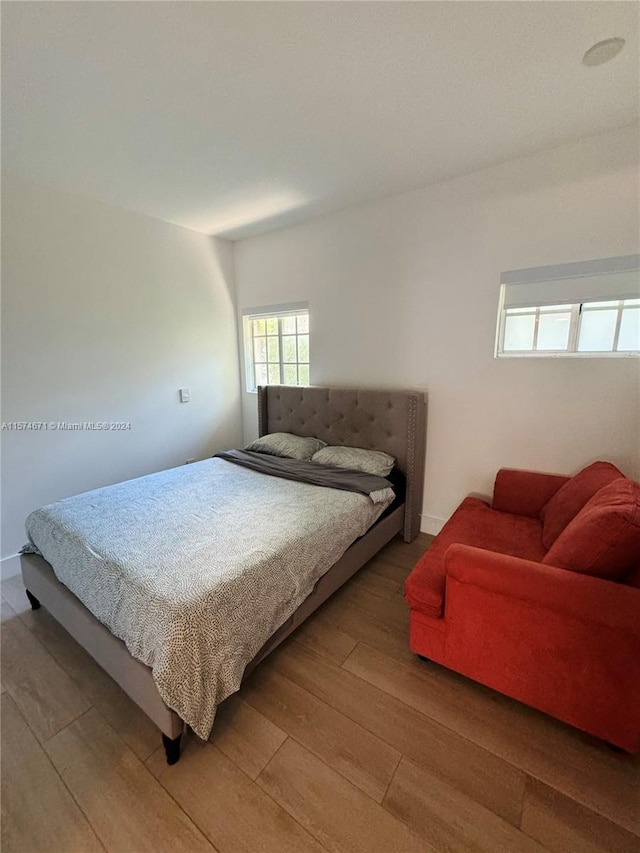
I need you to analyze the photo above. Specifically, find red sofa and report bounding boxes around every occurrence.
[405,462,640,752]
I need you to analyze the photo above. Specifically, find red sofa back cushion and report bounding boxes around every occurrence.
[540,461,625,549]
[542,478,640,580]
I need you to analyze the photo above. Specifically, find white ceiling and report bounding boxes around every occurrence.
[3,2,638,240]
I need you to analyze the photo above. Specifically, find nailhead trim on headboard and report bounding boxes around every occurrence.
[404,393,417,541]
[257,386,267,437]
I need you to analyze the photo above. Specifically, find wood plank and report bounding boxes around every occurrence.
[292,609,358,665]
[45,709,214,853]
[343,642,640,835]
[346,568,402,598]
[319,583,415,664]
[521,777,640,853]
[373,549,417,570]
[383,532,433,554]
[377,535,432,568]
[1,597,17,623]
[1,575,31,617]
[257,737,431,853]
[147,738,324,853]
[209,692,287,780]
[331,576,409,613]
[1,616,91,743]
[365,556,412,588]
[267,641,526,826]
[19,605,159,761]
[1,694,103,853]
[327,603,414,662]
[243,665,400,802]
[384,757,545,853]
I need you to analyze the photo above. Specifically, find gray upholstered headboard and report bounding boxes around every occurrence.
[257,385,427,542]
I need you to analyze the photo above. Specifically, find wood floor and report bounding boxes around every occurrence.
[2,533,639,853]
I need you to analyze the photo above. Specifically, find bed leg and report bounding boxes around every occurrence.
[25,590,41,610]
[162,733,182,765]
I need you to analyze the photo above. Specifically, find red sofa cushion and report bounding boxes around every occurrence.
[540,461,625,548]
[623,563,640,588]
[405,497,546,618]
[543,479,640,580]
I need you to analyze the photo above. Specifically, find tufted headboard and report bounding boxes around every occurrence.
[257,385,427,542]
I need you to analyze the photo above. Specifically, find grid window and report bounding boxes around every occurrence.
[498,299,640,357]
[497,256,639,358]
[243,308,310,392]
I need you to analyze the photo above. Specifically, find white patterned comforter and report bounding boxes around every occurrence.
[24,458,392,738]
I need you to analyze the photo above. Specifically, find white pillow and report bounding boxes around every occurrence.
[312,445,395,478]
[246,432,326,461]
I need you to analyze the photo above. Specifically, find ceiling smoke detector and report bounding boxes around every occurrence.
[582,37,626,67]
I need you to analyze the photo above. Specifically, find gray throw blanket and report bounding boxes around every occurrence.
[215,449,395,503]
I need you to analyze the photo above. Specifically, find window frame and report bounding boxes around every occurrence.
[241,302,310,393]
[496,297,640,358]
[495,255,640,359]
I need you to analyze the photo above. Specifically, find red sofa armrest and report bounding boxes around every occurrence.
[491,468,569,518]
[441,544,640,752]
[444,544,640,632]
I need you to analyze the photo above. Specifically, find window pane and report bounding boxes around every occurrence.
[282,336,297,362]
[617,308,640,351]
[283,364,297,385]
[298,364,310,385]
[578,309,617,351]
[503,314,535,351]
[297,314,309,333]
[624,298,640,307]
[282,316,296,334]
[253,337,267,362]
[255,364,268,386]
[266,317,278,335]
[583,300,619,309]
[536,312,571,350]
[268,364,281,384]
[267,337,279,362]
[506,307,535,315]
[253,319,266,336]
[298,335,309,363]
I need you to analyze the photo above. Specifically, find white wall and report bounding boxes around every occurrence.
[234,126,640,533]
[1,175,242,561]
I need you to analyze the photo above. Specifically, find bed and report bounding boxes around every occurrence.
[20,385,426,763]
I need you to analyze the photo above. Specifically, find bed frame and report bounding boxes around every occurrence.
[20,385,426,764]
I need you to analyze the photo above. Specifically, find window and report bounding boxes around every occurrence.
[496,255,640,357]
[242,303,310,392]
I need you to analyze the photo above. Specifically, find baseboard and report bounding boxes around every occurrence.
[1,554,22,581]
[420,514,446,536]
